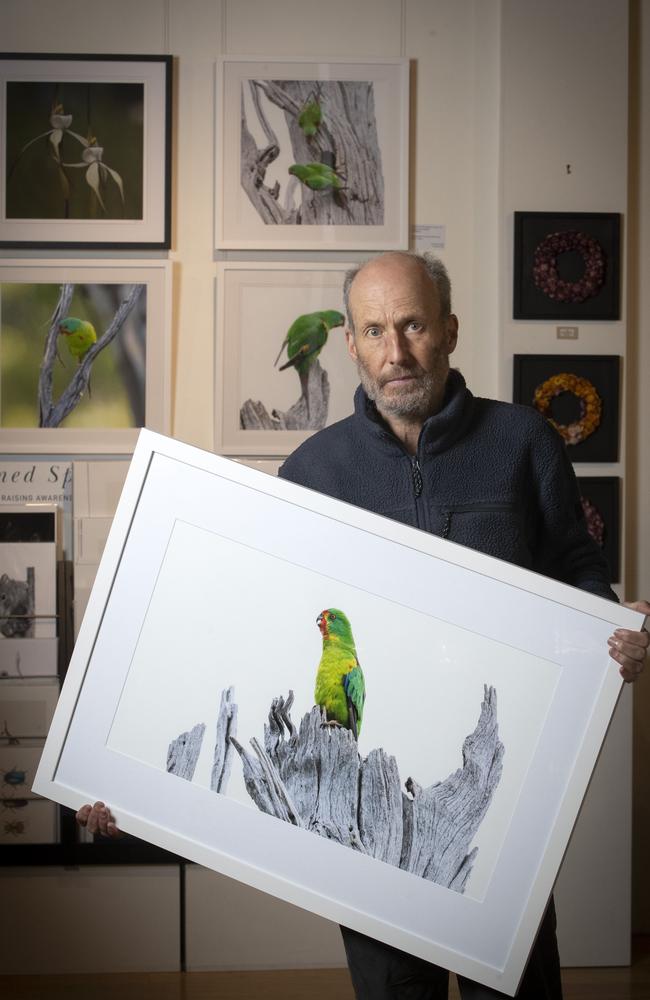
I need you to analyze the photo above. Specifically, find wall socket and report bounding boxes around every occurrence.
[557,326,579,339]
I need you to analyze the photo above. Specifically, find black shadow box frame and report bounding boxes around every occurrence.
[513,354,620,462]
[513,212,620,320]
[575,476,620,584]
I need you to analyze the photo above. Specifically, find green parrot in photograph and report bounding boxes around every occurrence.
[58,317,97,363]
[288,162,344,192]
[314,608,365,740]
[274,309,345,398]
[297,98,322,138]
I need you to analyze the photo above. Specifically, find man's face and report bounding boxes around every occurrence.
[346,255,458,421]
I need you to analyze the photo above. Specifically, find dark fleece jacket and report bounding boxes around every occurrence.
[279,369,614,600]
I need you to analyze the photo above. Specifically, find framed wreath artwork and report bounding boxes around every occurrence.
[575,476,620,584]
[512,355,620,463]
[513,212,620,320]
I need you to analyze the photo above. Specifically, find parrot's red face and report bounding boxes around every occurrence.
[317,611,331,638]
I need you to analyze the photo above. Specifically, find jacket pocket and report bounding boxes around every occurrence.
[440,502,530,564]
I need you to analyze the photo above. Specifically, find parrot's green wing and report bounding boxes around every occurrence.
[343,661,365,739]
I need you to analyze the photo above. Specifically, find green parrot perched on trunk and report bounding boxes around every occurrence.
[58,317,97,363]
[274,309,344,400]
[288,162,344,193]
[297,98,322,139]
[314,608,365,739]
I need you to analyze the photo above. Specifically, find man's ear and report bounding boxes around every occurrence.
[346,328,358,361]
[446,314,459,355]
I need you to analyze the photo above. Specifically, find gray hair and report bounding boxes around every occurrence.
[343,251,452,332]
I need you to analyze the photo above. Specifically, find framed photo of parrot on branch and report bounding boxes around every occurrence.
[0,258,171,453]
[215,260,360,455]
[0,53,172,250]
[214,56,409,251]
[33,430,644,995]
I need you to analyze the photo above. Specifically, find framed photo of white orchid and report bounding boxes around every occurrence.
[0,54,172,249]
[0,258,171,452]
[215,56,409,250]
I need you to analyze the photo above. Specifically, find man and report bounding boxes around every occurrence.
[276,251,649,999]
[78,251,648,997]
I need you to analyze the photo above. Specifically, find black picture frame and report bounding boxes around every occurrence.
[0,53,172,250]
[513,212,620,320]
[513,354,620,462]
[576,476,620,584]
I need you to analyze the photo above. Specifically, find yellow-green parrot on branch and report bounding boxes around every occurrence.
[315,608,365,740]
[58,316,97,363]
[288,162,344,192]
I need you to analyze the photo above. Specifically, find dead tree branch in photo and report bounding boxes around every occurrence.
[38,283,144,428]
[241,80,385,226]
[167,686,237,793]
[239,360,330,431]
[230,685,504,892]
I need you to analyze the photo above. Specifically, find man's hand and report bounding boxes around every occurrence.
[608,600,650,682]
[75,801,123,838]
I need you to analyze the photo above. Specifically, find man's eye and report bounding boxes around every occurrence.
[406,321,422,332]
[365,327,381,338]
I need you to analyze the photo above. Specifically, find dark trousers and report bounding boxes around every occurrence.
[341,899,563,999]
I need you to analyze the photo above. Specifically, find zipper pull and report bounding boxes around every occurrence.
[411,457,423,498]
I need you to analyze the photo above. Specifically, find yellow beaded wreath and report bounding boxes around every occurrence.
[533,372,602,445]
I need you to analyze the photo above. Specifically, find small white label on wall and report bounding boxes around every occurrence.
[412,224,446,251]
[557,326,579,340]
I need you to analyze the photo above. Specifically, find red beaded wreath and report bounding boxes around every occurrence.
[533,230,605,303]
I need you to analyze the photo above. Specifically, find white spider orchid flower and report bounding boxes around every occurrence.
[18,105,86,162]
[63,143,125,212]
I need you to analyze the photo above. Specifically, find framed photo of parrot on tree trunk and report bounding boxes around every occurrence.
[0,258,171,453]
[215,260,361,455]
[33,430,645,995]
[214,56,409,251]
[0,53,172,249]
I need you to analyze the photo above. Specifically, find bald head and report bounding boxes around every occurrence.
[343,252,452,334]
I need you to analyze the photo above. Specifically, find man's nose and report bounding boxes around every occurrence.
[385,329,410,364]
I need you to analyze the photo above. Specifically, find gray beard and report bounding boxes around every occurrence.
[356,361,446,421]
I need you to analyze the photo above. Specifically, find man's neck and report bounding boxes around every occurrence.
[380,414,424,455]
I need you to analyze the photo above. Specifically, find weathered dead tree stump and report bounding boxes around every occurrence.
[231,685,504,892]
[239,361,330,431]
[241,80,384,226]
[167,685,237,791]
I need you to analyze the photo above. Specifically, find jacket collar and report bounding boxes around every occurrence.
[353,368,475,457]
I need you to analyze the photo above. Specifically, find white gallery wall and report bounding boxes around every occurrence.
[1,0,649,976]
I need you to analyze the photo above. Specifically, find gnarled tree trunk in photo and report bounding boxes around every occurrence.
[241,80,384,226]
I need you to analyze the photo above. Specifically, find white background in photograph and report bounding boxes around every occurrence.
[0,541,56,638]
[108,521,560,902]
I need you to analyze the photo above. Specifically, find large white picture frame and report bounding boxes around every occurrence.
[33,431,644,994]
[215,57,409,251]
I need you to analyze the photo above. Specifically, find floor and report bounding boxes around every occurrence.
[1,940,649,1000]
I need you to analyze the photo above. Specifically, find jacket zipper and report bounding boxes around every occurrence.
[411,457,423,498]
